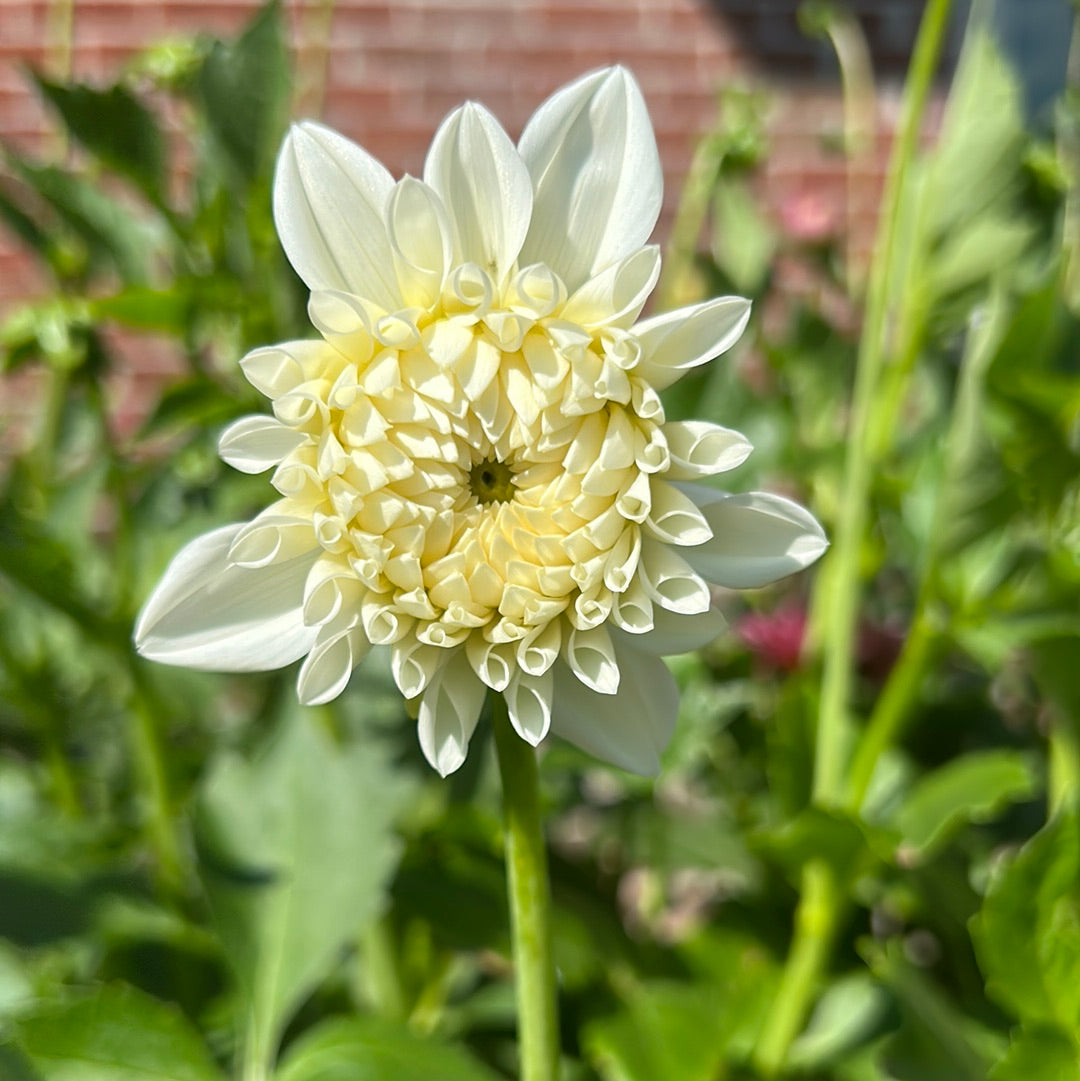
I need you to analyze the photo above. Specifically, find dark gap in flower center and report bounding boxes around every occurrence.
[469,457,516,506]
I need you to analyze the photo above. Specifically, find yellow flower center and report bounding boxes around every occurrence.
[469,458,517,505]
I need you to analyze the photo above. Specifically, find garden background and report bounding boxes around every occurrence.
[1,1,1080,1079]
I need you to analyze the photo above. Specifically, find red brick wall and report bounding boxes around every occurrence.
[2,0,936,440]
[0,0,914,310]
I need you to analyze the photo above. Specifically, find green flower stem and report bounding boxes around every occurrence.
[129,668,184,894]
[759,4,955,1072]
[752,861,840,1078]
[810,0,954,806]
[492,695,560,1081]
[845,614,940,811]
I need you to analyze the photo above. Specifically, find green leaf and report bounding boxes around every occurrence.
[972,809,1080,1034]
[138,376,246,438]
[196,0,289,182]
[754,807,884,887]
[989,1026,1080,1081]
[2,150,156,282]
[15,983,225,1081]
[90,287,191,333]
[584,931,778,1080]
[926,30,1026,241]
[873,945,999,1081]
[710,178,776,294]
[894,751,1041,863]
[583,971,776,1081]
[788,973,892,1070]
[195,707,409,1071]
[274,1017,502,1081]
[0,1045,43,1081]
[0,502,124,645]
[31,74,167,200]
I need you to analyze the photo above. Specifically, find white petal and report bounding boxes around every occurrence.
[644,480,713,546]
[465,636,515,692]
[391,639,444,699]
[663,420,753,479]
[640,539,711,615]
[417,649,486,776]
[504,668,553,745]
[239,340,325,400]
[135,524,319,671]
[297,623,369,706]
[228,508,317,568]
[634,296,751,390]
[273,121,401,309]
[682,489,828,589]
[519,66,662,291]
[423,102,532,283]
[561,246,661,330]
[218,415,307,474]
[564,624,620,695]
[624,605,727,655]
[389,176,453,308]
[610,576,654,634]
[550,645,677,774]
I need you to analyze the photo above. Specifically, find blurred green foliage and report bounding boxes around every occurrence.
[0,1,1078,1079]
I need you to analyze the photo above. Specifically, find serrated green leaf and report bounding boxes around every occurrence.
[195,708,410,1072]
[2,150,156,282]
[274,1017,502,1081]
[15,983,225,1081]
[894,751,1041,862]
[32,74,167,201]
[973,809,1080,1034]
[196,0,289,182]
[989,1025,1080,1081]
[583,967,777,1081]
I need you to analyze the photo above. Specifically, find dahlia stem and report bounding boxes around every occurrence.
[809,0,954,806]
[492,695,560,1081]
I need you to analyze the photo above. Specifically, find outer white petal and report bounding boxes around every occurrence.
[634,296,751,390]
[388,176,453,309]
[561,246,661,330]
[622,605,727,656]
[505,668,554,745]
[681,488,828,589]
[273,121,402,309]
[417,649,486,776]
[519,66,662,291]
[218,416,307,474]
[297,622,370,706]
[423,102,532,283]
[550,645,678,774]
[239,340,326,400]
[565,624,620,694]
[135,524,319,671]
[663,420,753,480]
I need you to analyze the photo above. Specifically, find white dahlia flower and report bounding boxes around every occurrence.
[135,68,826,776]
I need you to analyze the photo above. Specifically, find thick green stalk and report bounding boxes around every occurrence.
[752,861,840,1077]
[845,614,939,811]
[810,0,955,805]
[757,4,956,1073]
[129,669,184,893]
[492,695,560,1081]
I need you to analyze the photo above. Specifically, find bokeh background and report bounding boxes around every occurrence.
[1,2,1079,1081]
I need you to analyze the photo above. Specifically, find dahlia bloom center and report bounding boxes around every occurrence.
[231,252,698,705]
